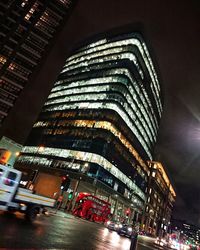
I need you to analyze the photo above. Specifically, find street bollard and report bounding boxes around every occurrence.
[130,233,138,250]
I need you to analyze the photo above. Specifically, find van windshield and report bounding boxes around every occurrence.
[0,168,3,178]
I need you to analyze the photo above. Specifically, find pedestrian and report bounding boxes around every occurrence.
[130,232,138,250]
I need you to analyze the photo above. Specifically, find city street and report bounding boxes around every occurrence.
[0,210,169,250]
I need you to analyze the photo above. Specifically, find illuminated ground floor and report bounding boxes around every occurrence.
[16,163,143,225]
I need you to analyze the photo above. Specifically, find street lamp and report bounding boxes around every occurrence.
[70,176,82,212]
[15,152,20,157]
[81,162,89,173]
[38,145,45,152]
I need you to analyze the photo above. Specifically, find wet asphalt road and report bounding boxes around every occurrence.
[0,210,167,249]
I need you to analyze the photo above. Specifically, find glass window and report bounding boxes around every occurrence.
[4,171,17,186]
[0,168,4,178]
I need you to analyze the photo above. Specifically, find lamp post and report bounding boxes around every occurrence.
[112,194,118,220]
[27,145,44,189]
[69,176,82,212]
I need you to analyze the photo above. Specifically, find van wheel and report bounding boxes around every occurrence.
[25,206,39,222]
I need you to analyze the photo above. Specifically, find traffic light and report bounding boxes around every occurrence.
[29,170,38,182]
[126,208,130,216]
[68,191,73,200]
[61,176,71,191]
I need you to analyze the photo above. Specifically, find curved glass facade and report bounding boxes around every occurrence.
[18,32,163,207]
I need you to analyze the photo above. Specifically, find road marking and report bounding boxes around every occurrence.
[49,211,74,220]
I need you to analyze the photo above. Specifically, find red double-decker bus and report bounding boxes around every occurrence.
[72,192,111,223]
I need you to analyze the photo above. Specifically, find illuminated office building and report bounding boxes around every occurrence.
[0,0,75,126]
[17,31,163,218]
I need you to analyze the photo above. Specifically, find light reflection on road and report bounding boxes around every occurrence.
[102,228,109,237]
[110,231,121,244]
[98,228,131,250]
[0,211,164,250]
[121,237,131,249]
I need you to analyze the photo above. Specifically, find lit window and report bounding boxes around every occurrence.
[58,0,71,6]
[19,146,146,202]
[0,56,7,65]
[24,2,39,21]
[21,0,28,7]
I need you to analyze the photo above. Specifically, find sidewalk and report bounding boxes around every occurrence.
[46,208,106,228]
[47,208,74,219]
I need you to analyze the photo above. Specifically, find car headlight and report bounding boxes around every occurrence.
[119,224,123,228]
[115,224,119,228]
[107,221,111,225]
[128,227,132,232]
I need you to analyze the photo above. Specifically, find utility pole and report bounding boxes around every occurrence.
[70,177,82,212]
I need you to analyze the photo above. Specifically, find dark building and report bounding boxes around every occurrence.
[0,0,75,130]
[143,161,176,236]
[171,219,200,246]
[17,31,163,221]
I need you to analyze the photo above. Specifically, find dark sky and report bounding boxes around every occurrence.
[5,0,200,225]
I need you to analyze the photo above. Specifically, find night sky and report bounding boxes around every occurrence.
[5,0,200,225]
